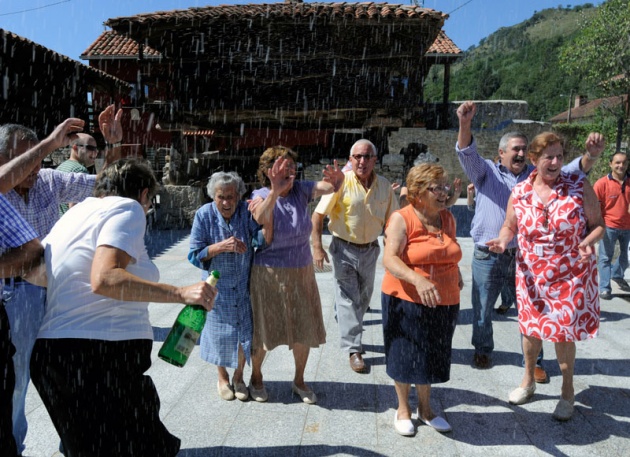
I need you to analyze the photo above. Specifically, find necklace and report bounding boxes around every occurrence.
[413,208,444,244]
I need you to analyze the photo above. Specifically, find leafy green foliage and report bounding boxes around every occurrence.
[424,5,599,121]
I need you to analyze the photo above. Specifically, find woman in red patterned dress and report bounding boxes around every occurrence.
[486,132,605,421]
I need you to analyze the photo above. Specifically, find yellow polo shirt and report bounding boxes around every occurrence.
[314,171,398,244]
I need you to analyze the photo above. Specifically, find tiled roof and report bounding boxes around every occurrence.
[426,30,461,55]
[0,29,129,88]
[81,31,161,59]
[105,2,447,29]
[83,28,459,59]
[549,94,628,123]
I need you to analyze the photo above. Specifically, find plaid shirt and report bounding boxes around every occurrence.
[4,168,95,238]
[0,194,37,257]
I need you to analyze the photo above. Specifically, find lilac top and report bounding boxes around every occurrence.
[252,180,315,268]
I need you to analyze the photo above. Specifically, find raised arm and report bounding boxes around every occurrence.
[99,105,124,167]
[579,132,605,174]
[312,160,344,199]
[456,101,476,149]
[0,118,84,193]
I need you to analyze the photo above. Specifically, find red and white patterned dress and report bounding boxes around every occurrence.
[512,170,599,342]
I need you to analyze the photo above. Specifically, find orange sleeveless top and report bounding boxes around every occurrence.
[381,205,462,305]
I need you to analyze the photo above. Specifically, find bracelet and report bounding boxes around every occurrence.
[107,142,122,148]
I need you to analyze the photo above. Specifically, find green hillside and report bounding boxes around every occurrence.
[424,4,599,121]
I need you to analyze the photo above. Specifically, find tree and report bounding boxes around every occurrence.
[559,0,630,149]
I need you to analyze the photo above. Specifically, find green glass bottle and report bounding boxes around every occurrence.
[158,270,220,367]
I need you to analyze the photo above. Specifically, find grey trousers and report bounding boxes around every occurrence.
[330,237,380,354]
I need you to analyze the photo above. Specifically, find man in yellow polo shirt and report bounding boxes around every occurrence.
[312,139,398,373]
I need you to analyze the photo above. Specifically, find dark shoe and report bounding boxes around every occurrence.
[612,278,630,292]
[472,353,492,369]
[495,304,510,314]
[534,366,549,384]
[600,291,612,300]
[349,352,366,373]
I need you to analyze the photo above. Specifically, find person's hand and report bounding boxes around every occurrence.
[391,182,401,192]
[413,276,441,308]
[99,104,123,144]
[486,238,506,254]
[322,159,344,192]
[247,196,264,213]
[578,241,595,263]
[312,246,329,270]
[179,281,218,311]
[47,118,85,150]
[585,132,605,159]
[467,183,475,194]
[452,177,462,195]
[267,157,295,195]
[456,101,476,124]
[218,236,247,254]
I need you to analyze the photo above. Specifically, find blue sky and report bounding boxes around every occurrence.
[0,0,604,61]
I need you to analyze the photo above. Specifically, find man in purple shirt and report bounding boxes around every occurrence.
[0,106,122,454]
[0,194,41,457]
[455,101,604,380]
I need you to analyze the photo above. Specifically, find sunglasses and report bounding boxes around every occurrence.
[76,144,98,152]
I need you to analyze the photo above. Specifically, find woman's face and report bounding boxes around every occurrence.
[535,142,564,181]
[422,180,450,209]
[214,185,239,219]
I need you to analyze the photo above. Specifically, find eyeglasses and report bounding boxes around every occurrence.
[542,206,550,229]
[76,144,98,152]
[427,185,450,194]
[351,154,375,161]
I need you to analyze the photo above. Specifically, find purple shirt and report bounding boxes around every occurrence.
[252,180,315,268]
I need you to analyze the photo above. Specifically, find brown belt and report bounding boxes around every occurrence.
[334,237,379,249]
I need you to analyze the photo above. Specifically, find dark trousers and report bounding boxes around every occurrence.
[0,304,18,457]
[30,338,180,457]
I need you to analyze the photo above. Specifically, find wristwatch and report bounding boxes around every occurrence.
[107,142,122,148]
[585,150,600,160]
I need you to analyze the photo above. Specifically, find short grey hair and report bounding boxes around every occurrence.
[0,124,38,160]
[498,132,528,152]
[350,139,377,158]
[207,171,247,199]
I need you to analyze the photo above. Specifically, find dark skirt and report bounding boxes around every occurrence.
[381,293,459,385]
[30,338,180,457]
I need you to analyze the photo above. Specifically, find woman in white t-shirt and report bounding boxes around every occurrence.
[29,159,217,457]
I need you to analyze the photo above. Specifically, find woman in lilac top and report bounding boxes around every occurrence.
[248,146,343,404]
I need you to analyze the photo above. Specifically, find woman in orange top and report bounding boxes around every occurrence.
[382,163,463,436]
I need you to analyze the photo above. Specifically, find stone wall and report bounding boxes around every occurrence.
[155,185,206,229]
[305,120,552,195]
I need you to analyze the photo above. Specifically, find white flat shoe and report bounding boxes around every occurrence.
[420,415,452,433]
[291,382,317,404]
[217,381,235,401]
[508,384,536,405]
[394,411,415,436]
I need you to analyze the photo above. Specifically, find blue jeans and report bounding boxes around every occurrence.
[598,227,630,293]
[471,245,517,356]
[3,281,46,454]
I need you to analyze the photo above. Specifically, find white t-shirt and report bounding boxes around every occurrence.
[39,196,159,341]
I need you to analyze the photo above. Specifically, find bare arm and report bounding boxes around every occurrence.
[382,212,440,307]
[311,211,329,269]
[91,246,217,310]
[0,239,43,279]
[445,178,462,208]
[312,160,344,200]
[99,105,124,167]
[0,118,84,194]
[579,179,605,260]
[579,132,606,174]
[456,101,476,149]
[486,194,517,253]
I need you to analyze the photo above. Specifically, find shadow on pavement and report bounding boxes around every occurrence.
[145,229,190,258]
[179,445,388,456]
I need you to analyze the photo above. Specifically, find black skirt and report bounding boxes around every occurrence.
[30,338,180,457]
[381,293,459,385]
